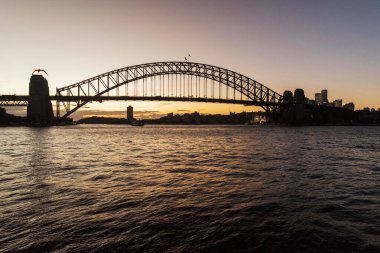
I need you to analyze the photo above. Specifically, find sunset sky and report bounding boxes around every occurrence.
[1,0,379,119]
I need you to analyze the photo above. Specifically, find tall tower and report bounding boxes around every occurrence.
[126,105,133,122]
[321,89,328,104]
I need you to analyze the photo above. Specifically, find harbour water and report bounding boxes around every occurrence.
[0,125,379,252]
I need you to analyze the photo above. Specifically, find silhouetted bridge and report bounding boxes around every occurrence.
[1,61,286,118]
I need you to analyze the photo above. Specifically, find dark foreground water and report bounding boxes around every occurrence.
[0,125,379,253]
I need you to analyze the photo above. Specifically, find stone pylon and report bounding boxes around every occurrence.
[27,75,54,124]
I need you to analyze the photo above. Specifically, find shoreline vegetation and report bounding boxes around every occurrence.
[0,107,74,127]
[78,110,380,126]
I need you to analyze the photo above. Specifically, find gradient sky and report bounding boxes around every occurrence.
[1,0,379,119]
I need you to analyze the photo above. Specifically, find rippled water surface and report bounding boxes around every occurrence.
[1,125,379,253]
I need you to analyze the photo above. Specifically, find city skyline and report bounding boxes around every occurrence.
[1,0,379,119]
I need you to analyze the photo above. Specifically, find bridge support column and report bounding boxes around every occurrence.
[27,75,54,124]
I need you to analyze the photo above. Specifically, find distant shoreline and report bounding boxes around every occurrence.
[2,122,380,127]
[2,109,380,127]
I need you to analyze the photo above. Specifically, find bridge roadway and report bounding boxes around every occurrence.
[0,95,283,107]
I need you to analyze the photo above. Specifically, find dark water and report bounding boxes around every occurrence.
[0,125,379,253]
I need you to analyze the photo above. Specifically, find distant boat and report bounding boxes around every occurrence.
[131,120,144,126]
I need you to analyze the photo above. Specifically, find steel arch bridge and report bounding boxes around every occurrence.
[56,61,283,118]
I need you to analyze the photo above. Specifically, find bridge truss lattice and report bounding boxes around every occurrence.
[56,62,283,118]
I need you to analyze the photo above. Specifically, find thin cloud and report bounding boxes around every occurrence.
[135,110,160,113]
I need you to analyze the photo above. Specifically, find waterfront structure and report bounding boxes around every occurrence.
[126,105,133,121]
[253,114,266,124]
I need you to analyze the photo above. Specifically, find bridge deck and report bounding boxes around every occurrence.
[0,95,283,107]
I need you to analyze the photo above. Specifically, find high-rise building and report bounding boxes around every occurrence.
[126,105,133,121]
[294,89,305,104]
[333,99,343,108]
[293,89,306,124]
[321,89,328,104]
[315,93,323,105]
[282,90,293,103]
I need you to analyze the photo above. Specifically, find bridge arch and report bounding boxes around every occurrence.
[56,61,283,118]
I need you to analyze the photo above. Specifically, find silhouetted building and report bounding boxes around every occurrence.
[333,99,343,108]
[315,93,323,105]
[321,89,328,104]
[294,89,306,104]
[344,102,355,111]
[279,90,295,124]
[294,89,306,125]
[363,107,370,112]
[126,105,133,121]
[282,90,293,103]
[27,74,54,124]
[315,89,328,105]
